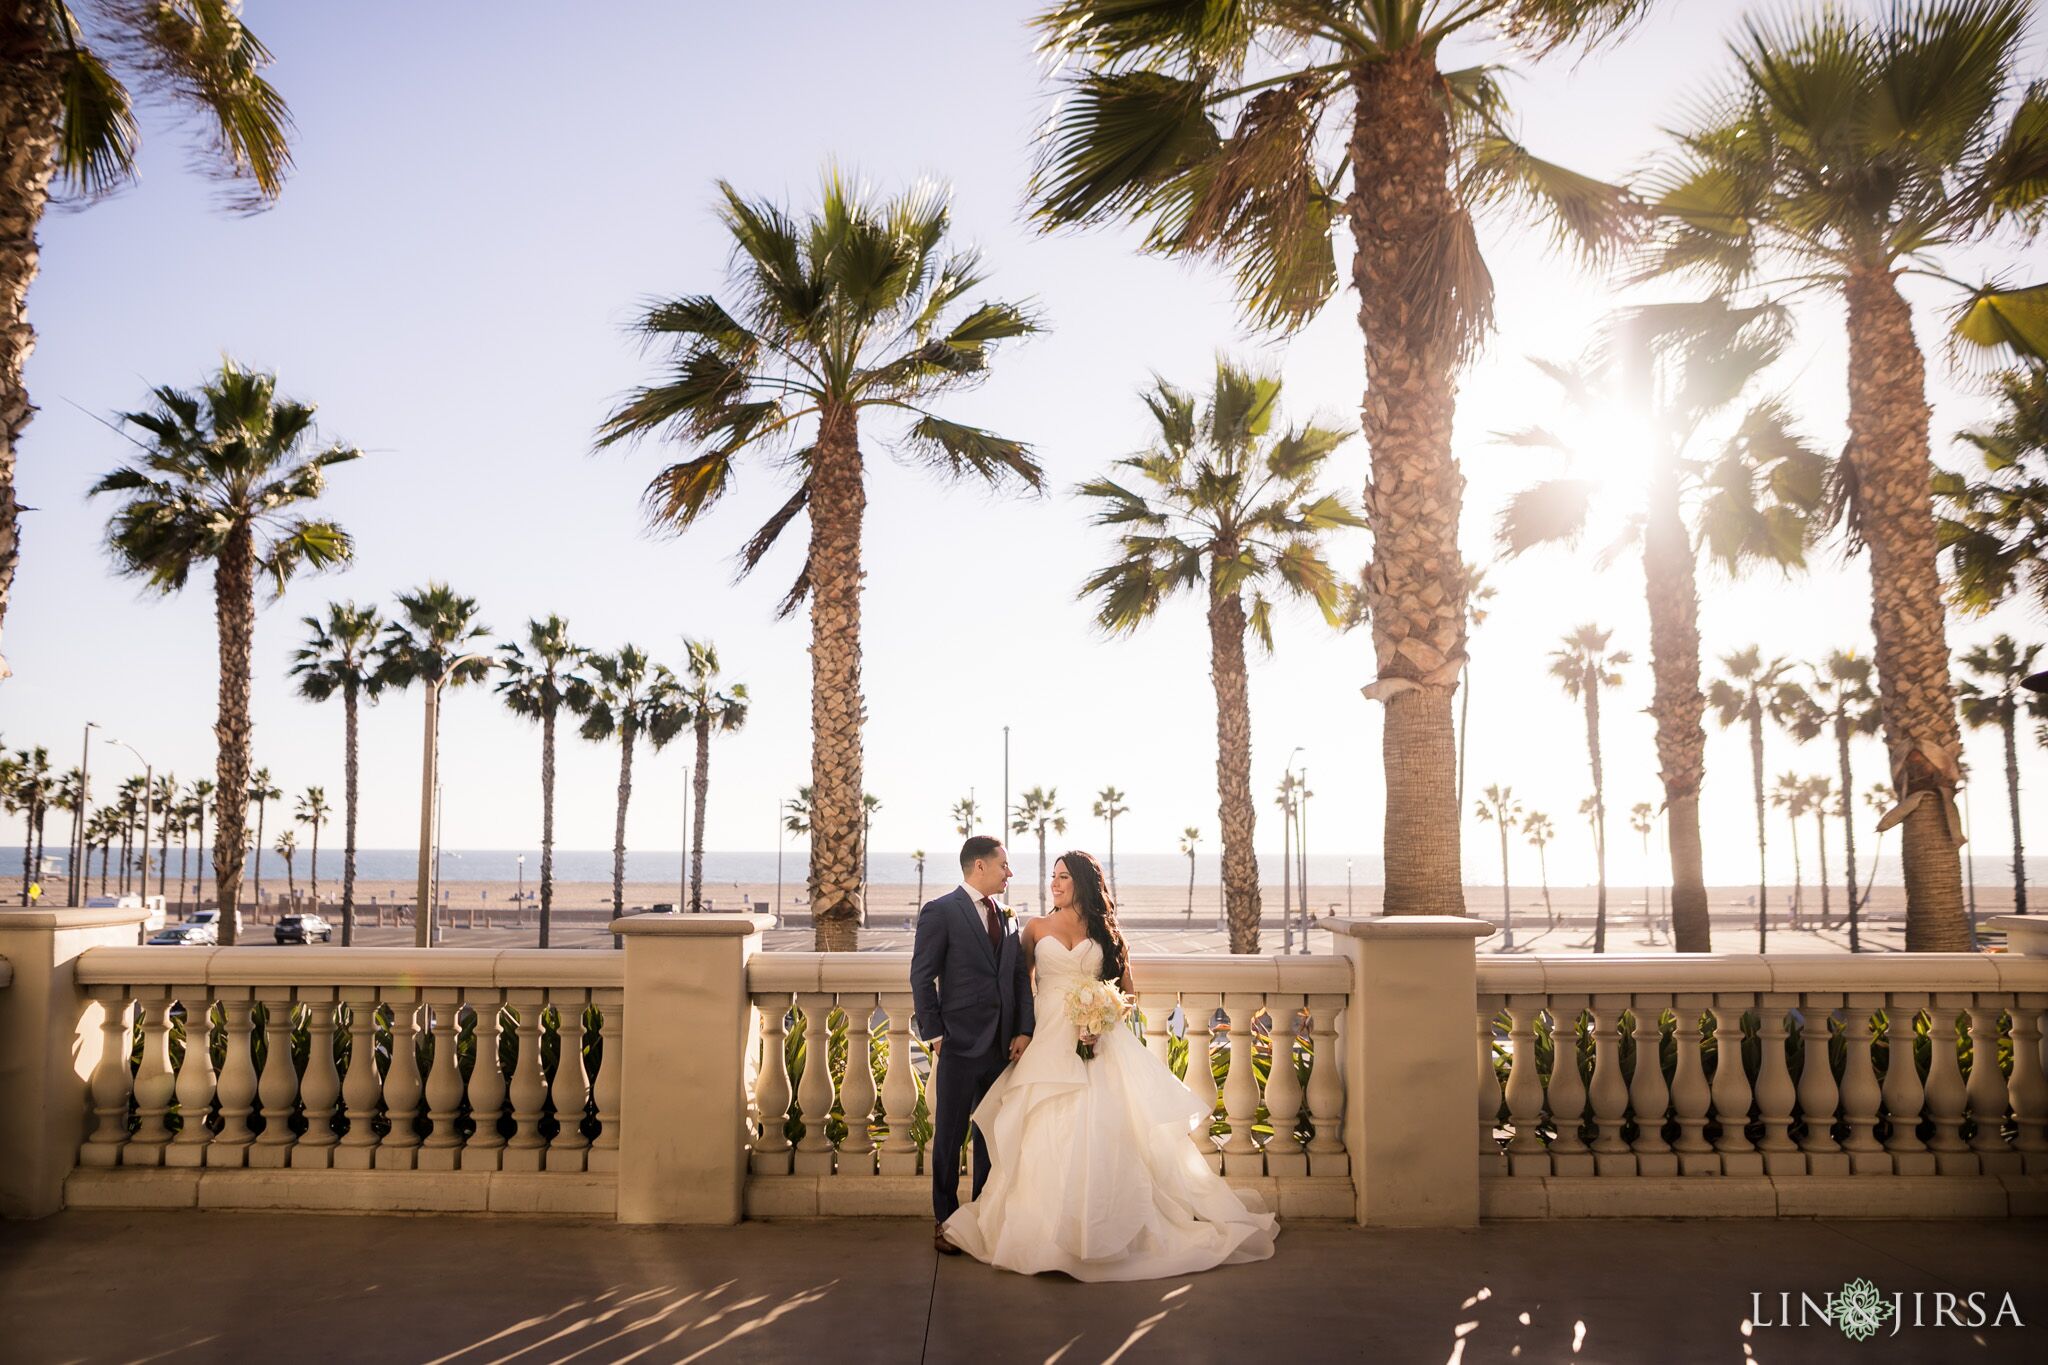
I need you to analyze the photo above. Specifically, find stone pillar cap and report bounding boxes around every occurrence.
[610,912,773,938]
[1325,915,1495,941]
[0,904,151,931]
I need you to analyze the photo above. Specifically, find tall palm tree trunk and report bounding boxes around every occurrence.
[1585,683,1609,955]
[2003,708,2025,916]
[1206,576,1261,953]
[1749,712,1768,953]
[539,700,558,948]
[1813,807,1831,926]
[413,682,440,948]
[1347,47,1468,919]
[1107,812,1117,901]
[341,684,360,944]
[1185,851,1196,918]
[308,818,320,907]
[809,405,866,951]
[1036,824,1049,913]
[157,817,169,899]
[211,527,254,942]
[690,712,711,913]
[611,718,636,916]
[194,806,207,910]
[1787,809,1803,921]
[1645,461,1711,951]
[1496,820,1511,941]
[97,839,108,892]
[1834,710,1861,948]
[1537,845,1553,927]
[177,830,189,914]
[1843,268,1966,951]
[252,796,265,905]
[117,825,131,896]
[0,4,63,681]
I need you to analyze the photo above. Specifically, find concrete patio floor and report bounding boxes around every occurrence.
[1,1213,2041,1364]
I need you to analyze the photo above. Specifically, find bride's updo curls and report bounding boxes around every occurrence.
[1058,850,1127,985]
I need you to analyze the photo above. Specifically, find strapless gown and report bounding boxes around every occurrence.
[940,936,1278,1281]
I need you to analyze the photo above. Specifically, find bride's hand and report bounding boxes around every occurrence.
[1079,1031,1098,1047]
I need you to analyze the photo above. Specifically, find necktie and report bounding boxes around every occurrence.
[981,896,1004,954]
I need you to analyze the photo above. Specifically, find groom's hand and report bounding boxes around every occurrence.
[1009,1034,1030,1061]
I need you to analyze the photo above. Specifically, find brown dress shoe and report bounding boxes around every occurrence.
[934,1222,963,1255]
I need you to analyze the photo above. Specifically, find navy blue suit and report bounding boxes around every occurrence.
[910,885,1034,1222]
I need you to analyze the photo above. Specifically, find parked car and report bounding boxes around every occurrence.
[275,914,333,944]
[148,923,216,946]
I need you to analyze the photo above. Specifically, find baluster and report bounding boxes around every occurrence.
[1669,1001,1715,1173]
[1545,1003,1591,1174]
[1753,998,1801,1174]
[249,991,301,1166]
[1628,999,1675,1175]
[1586,1001,1631,1173]
[1263,994,1307,1178]
[1881,998,1932,1174]
[166,989,217,1168]
[1837,1000,1887,1172]
[503,990,550,1170]
[1923,1004,1972,1172]
[1794,999,1846,1175]
[334,990,384,1168]
[1965,1000,2018,1172]
[419,990,466,1170]
[81,987,136,1167]
[1503,1001,1549,1175]
[1139,994,1177,1071]
[377,991,425,1169]
[837,995,879,1176]
[1304,994,1347,1176]
[1478,1002,1506,1176]
[293,990,341,1168]
[876,995,919,1176]
[209,993,259,1166]
[750,994,795,1176]
[792,994,838,1175]
[548,991,592,1171]
[126,991,176,1166]
[2007,1003,2048,1170]
[1219,995,1264,1174]
[1181,994,1223,1172]
[587,990,623,1172]
[1708,1000,1760,1173]
[463,996,510,1169]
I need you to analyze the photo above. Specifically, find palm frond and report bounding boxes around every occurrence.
[900,414,1045,491]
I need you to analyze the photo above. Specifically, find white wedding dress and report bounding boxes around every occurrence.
[941,936,1278,1281]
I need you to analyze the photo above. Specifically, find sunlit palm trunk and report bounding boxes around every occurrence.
[1495,820,1512,945]
[1749,712,1767,953]
[252,798,266,907]
[211,526,254,942]
[1786,807,1803,922]
[539,700,558,948]
[157,820,169,900]
[1537,844,1553,927]
[809,405,866,952]
[341,685,360,944]
[0,5,61,680]
[2002,705,2026,916]
[1036,826,1049,913]
[1582,679,1609,955]
[1185,853,1196,919]
[413,683,440,947]
[1207,573,1261,953]
[177,831,189,913]
[116,826,130,897]
[611,717,637,917]
[1645,459,1711,951]
[1812,807,1831,926]
[1843,268,1966,950]
[1347,49,1467,919]
[690,712,711,912]
[1833,710,1861,949]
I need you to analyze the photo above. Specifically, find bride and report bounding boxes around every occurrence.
[940,850,1278,1280]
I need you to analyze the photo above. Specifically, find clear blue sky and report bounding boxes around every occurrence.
[5,1,2041,889]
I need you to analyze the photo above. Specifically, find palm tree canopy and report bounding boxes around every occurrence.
[1707,645,1802,727]
[1636,0,2047,358]
[497,615,587,720]
[1080,360,1363,647]
[1179,826,1201,853]
[294,787,330,825]
[1093,785,1129,820]
[247,767,281,806]
[785,786,815,835]
[290,601,385,702]
[43,0,294,209]
[1957,633,2048,728]
[569,645,687,749]
[90,361,356,595]
[1522,810,1555,846]
[680,637,750,732]
[596,172,1044,615]
[1474,783,1522,826]
[377,583,492,692]
[1012,785,1068,836]
[1770,771,1815,816]
[1028,0,1650,339]
[1939,363,2048,611]
[1549,623,1630,699]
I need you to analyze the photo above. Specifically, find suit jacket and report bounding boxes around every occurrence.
[910,886,1035,1058]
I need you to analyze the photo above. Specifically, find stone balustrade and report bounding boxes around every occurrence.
[1476,947,2048,1216]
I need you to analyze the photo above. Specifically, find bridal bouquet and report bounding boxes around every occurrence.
[1066,978,1132,1061]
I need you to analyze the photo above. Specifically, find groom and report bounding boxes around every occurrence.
[910,835,1033,1254]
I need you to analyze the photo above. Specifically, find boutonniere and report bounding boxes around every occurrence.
[999,905,1016,923]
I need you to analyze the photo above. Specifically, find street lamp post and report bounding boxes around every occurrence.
[1298,763,1310,953]
[774,799,784,927]
[105,737,150,941]
[1283,747,1304,953]
[70,721,100,903]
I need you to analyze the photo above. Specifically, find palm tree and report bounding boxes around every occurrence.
[377,583,491,947]
[598,173,1041,955]
[785,786,813,838]
[1709,648,1804,952]
[1274,773,1301,933]
[569,646,686,920]
[1769,773,1814,927]
[951,796,978,837]
[1942,363,2048,612]
[497,615,586,948]
[247,768,281,907]
[174,794,195,914]
[1638,0,2048,952]
[1803,774,1836,929]
[186,779,214,910]
[91,362,358,942]
[1179,827,1201,923]
[1629,802,1661,946]
[912,849,927,906]
[5,746,51,903]
[1522,811,1557,929]
[1011,786,1067,917]
[52,766,82,901]
[290,602,383,943]
[1474,785,1523,951]
[1958,636,2045,917]
[1080,362,1360,954]
[678,639,749,914]
[1801,652,1882,948]
[111,773,141,894]
[1032,0,1651,924]
[148,773,174,899]
[1551,626,1628,954]
[273,828,298,902]
[0,1,294,681]
[1497,301,1827,953]
[294,787,330,908]
[1092,786,1129,898]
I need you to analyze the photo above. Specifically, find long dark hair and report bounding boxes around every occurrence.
[1058,850,1127,985]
